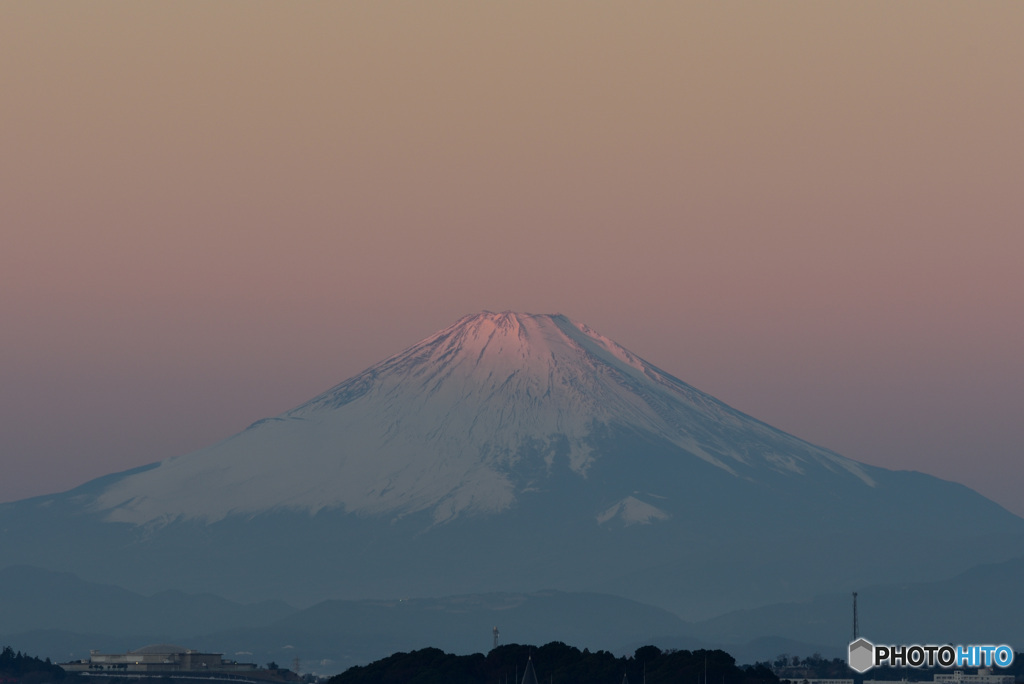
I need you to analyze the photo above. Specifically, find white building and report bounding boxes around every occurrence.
[864,669,1013,684]
[61,643,257,674]
[933,670,1013,684]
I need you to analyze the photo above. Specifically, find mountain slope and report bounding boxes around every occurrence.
[0,565,295,637]
[92,312,874,526]
[693,553,1024,648]
[1,311,1021,619]
[0,566,690,672]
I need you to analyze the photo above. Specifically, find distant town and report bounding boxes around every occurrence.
[3,642,1023,684]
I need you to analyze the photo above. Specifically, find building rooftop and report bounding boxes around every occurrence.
[129,644,190,655]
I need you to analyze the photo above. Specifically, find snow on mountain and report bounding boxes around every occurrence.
[6,310,1024,619]
[596,495,671,526]
[93,311,874,527]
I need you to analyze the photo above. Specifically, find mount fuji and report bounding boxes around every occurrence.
[2,312,1022,620]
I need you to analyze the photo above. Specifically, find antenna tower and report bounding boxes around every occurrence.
[852,592,859,641]
[493,626,500,650]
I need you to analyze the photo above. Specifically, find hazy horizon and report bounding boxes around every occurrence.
[3,3,1023,517]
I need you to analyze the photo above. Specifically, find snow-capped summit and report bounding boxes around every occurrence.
[94,311,872,526]
[4,311,1023,616]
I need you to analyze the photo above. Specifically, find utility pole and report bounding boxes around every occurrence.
[852,592,859,641]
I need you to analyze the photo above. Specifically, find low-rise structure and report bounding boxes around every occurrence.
[863,669,1013,684]
[933,670,1013,684]
[62,644,257,674]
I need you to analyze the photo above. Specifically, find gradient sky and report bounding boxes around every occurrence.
[3,3,1023,516]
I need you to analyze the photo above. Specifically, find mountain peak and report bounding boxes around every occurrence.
[352,310,650,389]
[91,312,875,526]
[13,313,1024,620]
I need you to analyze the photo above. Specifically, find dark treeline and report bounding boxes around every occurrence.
[0,645,66,683]
[328,642,778,684]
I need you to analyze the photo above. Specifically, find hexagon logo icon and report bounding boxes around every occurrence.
[849,638,875,673]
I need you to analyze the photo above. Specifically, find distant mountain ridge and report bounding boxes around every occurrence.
[1,311,1021,621]
[693,553,1024,648]
[0,565,694,672]
[8,557,1024,672]
[0,565,294,637]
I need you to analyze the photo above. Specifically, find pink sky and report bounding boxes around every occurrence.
[3,3,1023,515]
